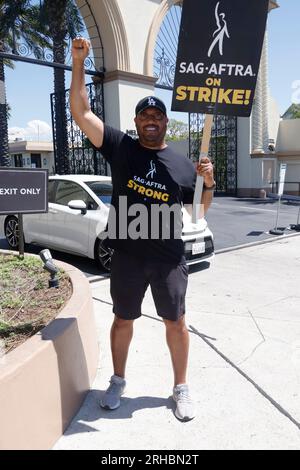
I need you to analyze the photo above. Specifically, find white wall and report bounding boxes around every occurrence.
[119,80,155,130]
[104,79,155,131]
[276,119,300,152]
[276,160,300,193]
[86,0,161,73]
[268,95,281,146]
[262,158,276,185]
[117,0,160,74]
[103,81,121,129]
[281,162,300,180]
[9,152,54,173]
[43,153,55,174]
[275,120,300,193]
[237,117,251,189]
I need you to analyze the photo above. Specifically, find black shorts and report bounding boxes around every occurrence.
[110,250,189,321]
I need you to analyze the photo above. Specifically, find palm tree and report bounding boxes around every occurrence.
[0,50,12,167]
[40,0,84,174]
[0,0,50,167]
[6,102,11,120]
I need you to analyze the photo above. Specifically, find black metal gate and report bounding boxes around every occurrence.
[50,79,107,175]
[0,0,106,175]
[189,114,237,195]
[154,3,238,195]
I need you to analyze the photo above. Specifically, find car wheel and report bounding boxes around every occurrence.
[95,239,114,272]
[4,216,20,249]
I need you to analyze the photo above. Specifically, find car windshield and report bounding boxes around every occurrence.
[85,181,113,205]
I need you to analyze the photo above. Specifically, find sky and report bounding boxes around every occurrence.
[5,0,300,142]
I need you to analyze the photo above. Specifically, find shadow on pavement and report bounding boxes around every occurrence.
[62,390,174,435]
[188,261,211,275]
[232,197,299,208]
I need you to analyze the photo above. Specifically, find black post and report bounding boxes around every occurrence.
[18,213,24,258]
[269,197,284,236]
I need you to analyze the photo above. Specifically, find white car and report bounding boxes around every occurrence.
[4,175,214,271]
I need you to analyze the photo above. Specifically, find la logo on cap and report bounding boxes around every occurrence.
[148,97,156,107]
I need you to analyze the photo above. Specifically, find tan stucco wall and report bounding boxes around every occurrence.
[277,119,300,153]
[0,255,99,450]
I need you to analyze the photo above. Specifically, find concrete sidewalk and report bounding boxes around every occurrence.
[53,235,300,450]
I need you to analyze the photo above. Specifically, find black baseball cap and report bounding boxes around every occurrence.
[135,96,167,116]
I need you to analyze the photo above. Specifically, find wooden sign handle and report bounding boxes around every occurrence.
[192,114,214,224]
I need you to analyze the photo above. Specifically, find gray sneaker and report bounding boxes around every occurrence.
[100,375,126,410]
[173,384,195,421]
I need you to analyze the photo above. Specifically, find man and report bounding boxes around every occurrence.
[70,38,215,421]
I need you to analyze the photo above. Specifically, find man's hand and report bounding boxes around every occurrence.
[72,37,90,63]
[196,157,214,186]
[70,36,104,149]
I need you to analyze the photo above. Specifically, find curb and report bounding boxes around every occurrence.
[215,230,300,255]
[0,250,99,450]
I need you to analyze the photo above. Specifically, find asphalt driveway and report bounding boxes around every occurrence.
[206,195,300,251]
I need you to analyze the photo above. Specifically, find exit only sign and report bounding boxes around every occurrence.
[0,168,48,215]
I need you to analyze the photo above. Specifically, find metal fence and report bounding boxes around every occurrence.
[269,181,300,196]
[51,81,108,175]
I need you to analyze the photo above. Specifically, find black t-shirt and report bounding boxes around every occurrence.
[98,125,196,264]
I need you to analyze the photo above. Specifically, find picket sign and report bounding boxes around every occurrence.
[192,114,214,224]
[171,0,269,223]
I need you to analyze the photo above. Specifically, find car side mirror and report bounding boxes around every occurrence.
[68,200,87,215]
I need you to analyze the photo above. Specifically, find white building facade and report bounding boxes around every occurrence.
[8,140,55,174]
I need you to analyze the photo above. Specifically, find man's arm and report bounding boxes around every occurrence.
[70,38,104,148]
[200,185,214,217]
[186,157,215,219]
[198,157,215,217]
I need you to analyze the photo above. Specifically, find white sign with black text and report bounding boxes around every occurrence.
[278,163,287,196]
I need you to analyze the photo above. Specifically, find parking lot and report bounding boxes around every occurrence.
[206,195,300,251]
[1,195,299,278]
